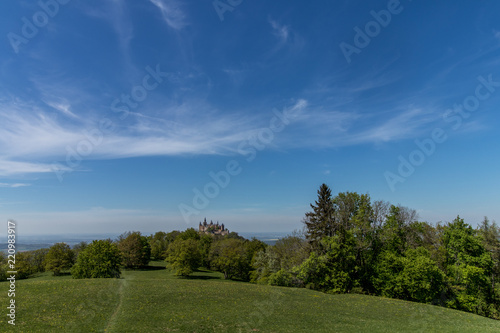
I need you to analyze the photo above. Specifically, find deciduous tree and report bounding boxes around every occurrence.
[117,231,151,268]
[44,243,75,276]
[209,238,250,280]
[71,240,121,279]
[166,238,201,276]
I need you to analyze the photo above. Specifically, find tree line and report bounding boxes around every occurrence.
[0,229,265,282]
[0,231,153,279]
[1,183,498,320]
[252,184,499,320]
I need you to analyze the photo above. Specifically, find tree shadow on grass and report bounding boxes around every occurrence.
[124,265,167,271]
[184,275,221,280]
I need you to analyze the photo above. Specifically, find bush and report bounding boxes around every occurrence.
[71,240,121,279]
[44,243,75,276]
[268,269,297,287]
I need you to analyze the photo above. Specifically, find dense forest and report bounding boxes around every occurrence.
[3,183,499,320]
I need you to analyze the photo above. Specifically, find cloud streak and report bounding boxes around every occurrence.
[0,183,31,188]
[269,19,290,44]
[0,95,442,177]
[149,0,187,30]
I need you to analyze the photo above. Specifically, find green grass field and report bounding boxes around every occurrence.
[1,261,499,332]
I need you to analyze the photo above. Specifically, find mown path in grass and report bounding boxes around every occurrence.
[104,275,128,332]
[1,262,500,332]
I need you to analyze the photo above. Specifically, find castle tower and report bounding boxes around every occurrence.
[198,219,229,236]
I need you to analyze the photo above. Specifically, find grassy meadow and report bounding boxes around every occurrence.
[1,261,499,332]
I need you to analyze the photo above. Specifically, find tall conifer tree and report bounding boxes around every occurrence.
[304,184,336,250]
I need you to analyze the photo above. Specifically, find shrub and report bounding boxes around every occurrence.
[44,243,75,276]
[71,240,121,279]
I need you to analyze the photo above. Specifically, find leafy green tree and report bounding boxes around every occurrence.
[296,252,330,290]
[117,231,151,268]
[31,248,49,273]
[166,230,181,242]
[374,250,405,298]
[397,248,444,303]
[381,205,408,255]
[72,241,88,257]
[406,221,438,251]
[71,240,121,279]
[272,235,309,271]
[250,247,280,283]
[334,191,364,232]
[375,247,444,303]
[372,200,390,229]
[296,232,357,293]
[321,232,357,293]
[441,217,493,316]
[304,184,336,250]
[349,194,381,293]
[246,237,267,264]
[149,231,169,260]
[149,230,181,261]
[199,234,213,268]
[44,243,75,276]
[224,231,246,240]
[178,228,201,241]
[209,238,250,280]
[166,238,201,276]
[4,251,35,280]
[478,217,500,291]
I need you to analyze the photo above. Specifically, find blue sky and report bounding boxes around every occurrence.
[1,0,499,236]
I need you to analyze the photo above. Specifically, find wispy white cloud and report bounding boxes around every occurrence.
[351,108,436,144]
[269,19,290,44]
[0,94,444,176]
[266,17,306,57]
[149,0,187,30]
[0,160,62,176]
[0,109,83,158]
[0,98,298,175]
[44,99,80,119]
[0,183,31,188]
[109,0,134,53]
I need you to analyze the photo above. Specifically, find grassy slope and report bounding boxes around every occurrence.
[0,261,499,332]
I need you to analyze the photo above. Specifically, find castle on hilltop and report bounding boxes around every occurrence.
[199,218,229,236]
